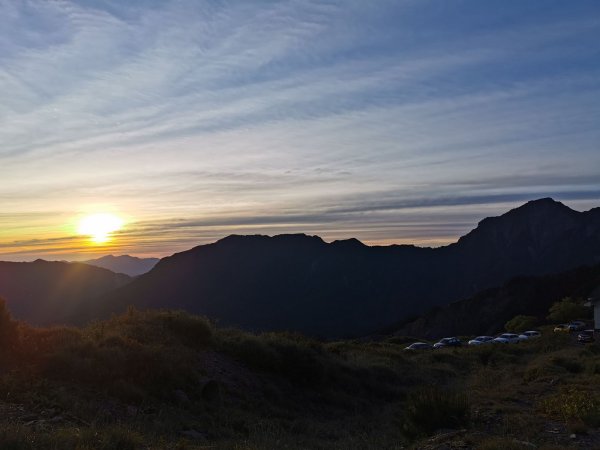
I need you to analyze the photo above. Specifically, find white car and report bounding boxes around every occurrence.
[468,336,494,346]
[404,342,433,351]
[493,333,520,344]
[518,330,541,340]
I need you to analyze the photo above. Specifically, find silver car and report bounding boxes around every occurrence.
[468,336,494,346]
[518,330,541,340]
[493,333,520,344]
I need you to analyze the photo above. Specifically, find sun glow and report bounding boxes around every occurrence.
[77,213,124,244]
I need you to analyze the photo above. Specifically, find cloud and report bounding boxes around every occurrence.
[0,0,599,259]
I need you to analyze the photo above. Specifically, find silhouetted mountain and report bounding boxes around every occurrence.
[0,260,131,325]
[82,255,160,277]
[85,198,600,337]
[390,264,600,340]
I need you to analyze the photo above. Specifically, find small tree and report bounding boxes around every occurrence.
[505,315,538,333]
[546,297,590,323]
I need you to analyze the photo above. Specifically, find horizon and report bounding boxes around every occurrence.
[2,196,598,262]
[1,1,599,261]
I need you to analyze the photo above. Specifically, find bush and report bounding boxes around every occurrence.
[101,309,214,349]
[547,297,590,323]
[222,332,328,387]
[504,315,537,333]
[539,388,600,426]
[402,387,470,437]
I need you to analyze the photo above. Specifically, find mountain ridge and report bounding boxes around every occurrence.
[82,254,160,277]
[82,198,600,337]
[0,260,131,325]
[389,264,600,340]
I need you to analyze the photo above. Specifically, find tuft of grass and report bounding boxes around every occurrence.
[401,386,470,437]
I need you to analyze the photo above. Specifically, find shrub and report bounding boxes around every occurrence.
[222,332,328,387]
[102,309,214,349]
[157,311,214,348]
[539,388,600,426]
[504,315,537,333]
[547,297,590,323]
[222,332,280,373]
[402,386,470,437]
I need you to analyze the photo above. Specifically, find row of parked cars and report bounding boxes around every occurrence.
[404,330,542,351]
[405,322,596,351]
[553,321,587,332]
[553,321,596,343]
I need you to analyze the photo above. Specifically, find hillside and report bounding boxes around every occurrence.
[0,260,130,325]
[0,303,598,449]
[391,264,600,339]
[87,198,600,337]
[82,255,160,277]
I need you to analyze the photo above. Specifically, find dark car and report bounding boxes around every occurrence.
[578,330,595,343]
[404,342,433,351]
[569,321,587,332]
[433,337,462,349]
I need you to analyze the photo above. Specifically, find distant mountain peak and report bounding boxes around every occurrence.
[331,238,366,248]
[513,197,575,214]
[82,255,159,277]
[215,233,326,247]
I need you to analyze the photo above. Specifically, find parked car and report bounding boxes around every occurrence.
[554,324,570,333]
[578,330,595,343]
[493,333,520,344]
[468,336,494,346]
[404,342,433,351]
[568,321,586,332]
[518,330,541,340]
[433,337,462,349]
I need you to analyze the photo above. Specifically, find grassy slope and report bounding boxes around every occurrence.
[0,304,598,449]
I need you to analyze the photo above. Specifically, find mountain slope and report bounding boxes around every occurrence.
[0,260,131,325]
[390,264,600,340]
[87,198,600,337]
[82,255,160,276]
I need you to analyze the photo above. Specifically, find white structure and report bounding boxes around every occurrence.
[585,285,600,331]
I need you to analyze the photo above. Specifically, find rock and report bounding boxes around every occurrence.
[570,434,577,439]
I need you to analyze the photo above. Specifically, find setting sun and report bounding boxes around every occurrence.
[77,213,124,244]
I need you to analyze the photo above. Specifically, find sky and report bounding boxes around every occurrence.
[1,0,599,261]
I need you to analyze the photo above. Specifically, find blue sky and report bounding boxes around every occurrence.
[0,0,599,259]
